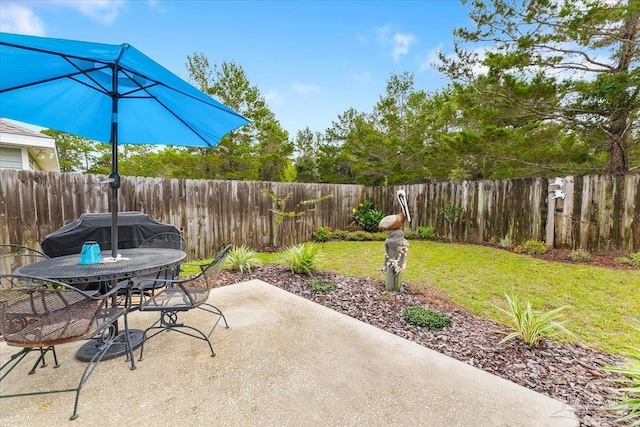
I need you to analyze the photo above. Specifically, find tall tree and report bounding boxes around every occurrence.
[293,127,322,183]
[324,72,440,185]
[186,55,292,181]
[437,0,640,174]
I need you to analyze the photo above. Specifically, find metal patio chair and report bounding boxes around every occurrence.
[0,274,136,420]
[0,244,59,375]
[136,244,231,360]
[129,232,187,295]
[0,244,49,274]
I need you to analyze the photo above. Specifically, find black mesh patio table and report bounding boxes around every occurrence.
[16,248,186,361]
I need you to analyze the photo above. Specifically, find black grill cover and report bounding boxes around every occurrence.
[41,211,180,258]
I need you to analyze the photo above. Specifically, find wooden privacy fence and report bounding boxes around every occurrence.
[1,169,638,259]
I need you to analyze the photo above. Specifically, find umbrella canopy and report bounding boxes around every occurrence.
[0,32,249,258]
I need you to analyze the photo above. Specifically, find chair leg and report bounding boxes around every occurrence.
[27,346,59,374]
[70,321,136,420]
[139,310,217,359]
[121,311,136,371]
[199,302,229,337]
[0,348,31,381]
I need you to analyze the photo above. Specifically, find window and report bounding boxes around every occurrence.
[0,146,23,169]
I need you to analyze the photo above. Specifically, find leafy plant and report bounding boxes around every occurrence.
[418,225,436,239]
[281,242,320,275]
[513,240,549,255]
[569,249,591,262]
[226,245,262,273]
[262,189,333,225]
[313,226,332,242]
[605,350,640,425]
[442,204,464,242]
[499,236,513,248]
[402,306,452,330]
[306,278,336,293]
[493,293,572,348]
[352,198,385,232]
[617,253,640,268]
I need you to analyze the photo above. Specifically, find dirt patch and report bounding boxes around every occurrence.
[492,244,638,271]
[216,264,632,427]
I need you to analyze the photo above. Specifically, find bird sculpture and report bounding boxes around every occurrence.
[378,189,411,231]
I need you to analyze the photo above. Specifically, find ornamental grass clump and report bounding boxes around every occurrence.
[494,293,572,348]
[226,245,262,273]
[605,348,640,426]
[281,242,320,275]
[402,306,452,331]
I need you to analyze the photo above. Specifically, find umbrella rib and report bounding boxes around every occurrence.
[114,66,247,120]
[0,54,113,95]
[0,67,108,94]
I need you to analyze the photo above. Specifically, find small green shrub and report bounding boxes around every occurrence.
[513,240,549,255]
[569,249,591,262]
[493,293,572,348]
[418,226,436,239]
[403,230,419,240]
[313,226,332,242]
[333,230,348,240]
[499,236,513,248]
[306,278,337,293]
[352,199,385,232]
[402,306,452,330]
[281,242,320,275]
[371,232,388,241]
[345,231,369,241]
[605,350,640,426]
[226,245,262,273]
[617,252,640,268]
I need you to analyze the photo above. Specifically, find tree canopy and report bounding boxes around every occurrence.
[40,0,639,183]
[437,0,640,175]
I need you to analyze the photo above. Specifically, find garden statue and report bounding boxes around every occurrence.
[379,190,410,291]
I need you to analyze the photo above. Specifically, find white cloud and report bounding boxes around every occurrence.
[263,90,284,107]
[292,82,320,96]
[374,25,416,61]
[53,0,127,25]
[392,33,416,62]
[0,3,46,36]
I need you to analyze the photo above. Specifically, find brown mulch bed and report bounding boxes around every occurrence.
[215,257,634,427]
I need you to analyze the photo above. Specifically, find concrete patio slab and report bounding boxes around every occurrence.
[0,279,578,426]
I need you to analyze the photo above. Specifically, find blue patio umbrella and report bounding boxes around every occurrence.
[0,32,249,259]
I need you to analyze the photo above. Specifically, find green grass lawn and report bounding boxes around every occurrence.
[257,241,639,356]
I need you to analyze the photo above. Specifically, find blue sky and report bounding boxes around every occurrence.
[0,0,470,138]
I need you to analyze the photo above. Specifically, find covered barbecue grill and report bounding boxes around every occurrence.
[41,212,180,258]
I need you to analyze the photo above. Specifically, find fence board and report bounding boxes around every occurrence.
[1,169,637,258]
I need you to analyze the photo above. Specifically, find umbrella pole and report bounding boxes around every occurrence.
[110,64,121,259]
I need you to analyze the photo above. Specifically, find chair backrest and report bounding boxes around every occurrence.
[137,233,187,285]
[139,245,231,309]
[0,244,49,274]
[0,274,126,348]
[139,232,187,251]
